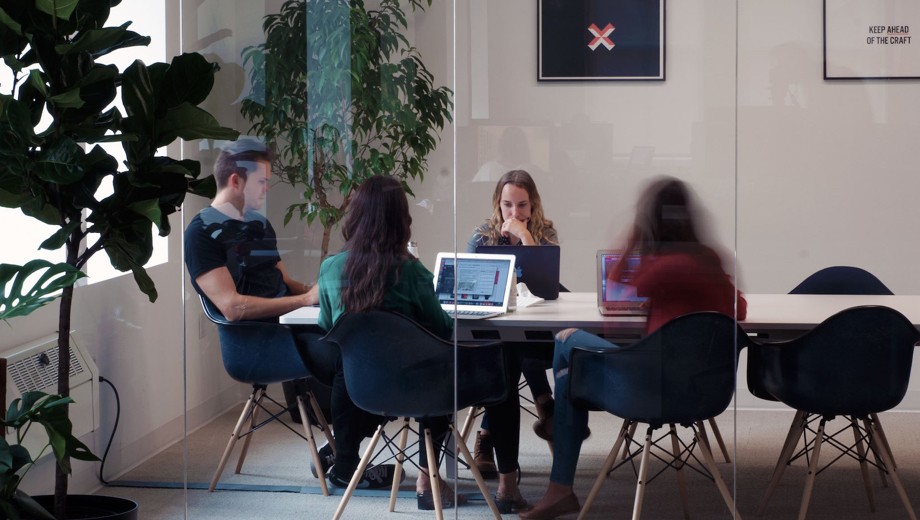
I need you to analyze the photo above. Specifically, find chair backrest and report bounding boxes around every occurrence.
[757,306,919,416]
[749,266,895,400]
[790,266,893,295]
[569,312,748,427]
[199,295,309,385]
[322,310,507,418]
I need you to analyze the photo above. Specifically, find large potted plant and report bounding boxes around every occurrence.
[0,0,238,518]
[241,0,452,259]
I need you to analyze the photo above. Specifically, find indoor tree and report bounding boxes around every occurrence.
[0,0,238,517]
[241,0,452,259]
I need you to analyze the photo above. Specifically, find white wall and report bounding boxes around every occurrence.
[404,0,919,297]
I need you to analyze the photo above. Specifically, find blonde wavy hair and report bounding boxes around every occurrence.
[484,170,555,244]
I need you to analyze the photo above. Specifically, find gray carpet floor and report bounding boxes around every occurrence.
[99,400,920,519]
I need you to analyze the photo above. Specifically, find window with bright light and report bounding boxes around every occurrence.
[0,2,168,283]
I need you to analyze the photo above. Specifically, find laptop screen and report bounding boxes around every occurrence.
[475,245,561,300]
[434,253,514,309]
[597,250,649,312]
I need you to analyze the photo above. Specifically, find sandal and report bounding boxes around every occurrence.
[495,492,532,514]
[417,490,469,510]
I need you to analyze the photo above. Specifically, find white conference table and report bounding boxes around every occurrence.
[280,292,920,342]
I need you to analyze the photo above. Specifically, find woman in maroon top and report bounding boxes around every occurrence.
[521,177,746,520]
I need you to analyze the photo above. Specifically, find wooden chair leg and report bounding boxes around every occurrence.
[850,417,874,511]
[757,409,805,515]
[423,428,445,520]
[459,406,481,443]
[695,425,742,520]
[452,423,502,520]
[332,423,385,520]
[798,418,826,520]
[389,418,411,512]
[671,424,690,520]
[297,395,329,496]
[868,418,918,520]
[707,417,732,463]
[307,390,335,450]
[867,415,889,488]
[621,419,638,460]
[631,428,653,520]
[578,420,630,520]
[235,387,265,474]
[209,388,259,492]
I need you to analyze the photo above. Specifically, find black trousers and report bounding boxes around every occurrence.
[293,329,384,480]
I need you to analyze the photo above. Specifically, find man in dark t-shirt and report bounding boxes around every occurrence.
[184,138,317,320]
[184,139,396,490]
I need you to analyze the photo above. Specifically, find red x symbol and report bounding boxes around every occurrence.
[588,23,615,51]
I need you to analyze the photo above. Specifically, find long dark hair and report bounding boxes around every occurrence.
[632,176,700,253]
[341,176,412,311]
[611,176,702,281]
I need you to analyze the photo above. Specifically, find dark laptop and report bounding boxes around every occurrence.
[476,245,561,300]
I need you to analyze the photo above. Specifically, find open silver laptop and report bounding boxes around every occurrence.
[597,250,649,316]
[433,252,516,319]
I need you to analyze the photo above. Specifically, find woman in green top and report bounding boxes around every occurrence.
[319,175,528,512]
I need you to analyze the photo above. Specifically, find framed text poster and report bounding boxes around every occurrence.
[538,0,665,81]
[824,0,920,79]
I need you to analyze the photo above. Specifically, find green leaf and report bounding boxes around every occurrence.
[38,220,81,251]
[34,137,84,184]
[27,69,48,97]
[56,23,150,57]
[160,53,217,108]
[0,7,23,37]
[0,261,85,320]
[48,88,84,109]
[36,0,79,20]
[131,267,157,303]
[155,103,239,147]
[128,199,162,227]
[12,492,55,520]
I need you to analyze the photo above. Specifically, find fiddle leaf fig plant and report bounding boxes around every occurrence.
[0,0,239,517]
[241,0,452,259]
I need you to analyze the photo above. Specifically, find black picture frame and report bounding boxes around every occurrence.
[824,0,920,80]
[538,0,666,81]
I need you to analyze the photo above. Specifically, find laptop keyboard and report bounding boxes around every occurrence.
[447,309,501,319]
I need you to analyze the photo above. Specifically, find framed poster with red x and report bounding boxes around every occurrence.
[538,0,666,81]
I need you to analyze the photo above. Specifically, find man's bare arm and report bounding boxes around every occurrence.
[196,266,314,321]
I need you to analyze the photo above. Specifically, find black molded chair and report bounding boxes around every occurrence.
[746,266,897,512]
[323,310,506,520]
[748,265,893,407]
[751,306,920,520]
[569,312,749,520]
[199,296,334,495]
[789,265,893,295]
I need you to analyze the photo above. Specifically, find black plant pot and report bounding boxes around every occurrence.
[28,495,138,520]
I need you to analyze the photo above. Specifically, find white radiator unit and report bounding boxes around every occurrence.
[3,333,100,459]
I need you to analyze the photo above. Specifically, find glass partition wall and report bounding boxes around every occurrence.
[157,0,919,518]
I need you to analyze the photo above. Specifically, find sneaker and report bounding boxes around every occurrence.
[326,463,402,489]
[310,443,335,478]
